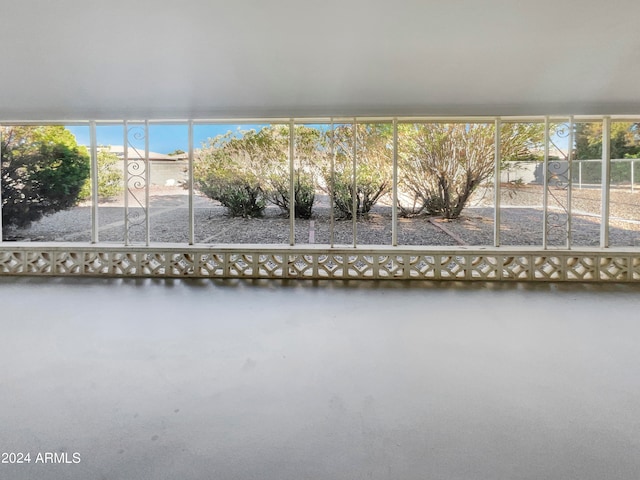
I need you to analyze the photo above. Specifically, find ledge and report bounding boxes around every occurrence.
[1,243,639,282]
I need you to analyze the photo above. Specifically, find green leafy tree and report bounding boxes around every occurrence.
[574,122,640,183]
[575,122,640,159]
[78,149,123,201]
[1,126,90,229]
[398,123,542,219]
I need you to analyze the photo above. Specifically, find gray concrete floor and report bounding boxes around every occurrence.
[1,278,639,480]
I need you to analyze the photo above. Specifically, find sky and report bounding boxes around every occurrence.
[66,123,347,153]
[66,122,573,156]
[66,124,271,154]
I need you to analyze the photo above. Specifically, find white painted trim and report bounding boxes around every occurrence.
[352,119,357,247]
[188,121,195,245]
[289,119,295,246]
[392,119,398,247]
[1,245,637,282]
[493,118,501,247]
[601,116,611,248]
[90,121,98,243]
[543,117,550,249]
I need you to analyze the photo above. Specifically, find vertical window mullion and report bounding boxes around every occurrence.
[392,119,398,247]
[352,119,357,248]
[145,120,150,246]
[188,120,194,245]
[330,119,335,248]
[289,119,295,246]
[566,116,574,249]
[543,116,549,249]
[601,116,611,248]
[493,118,501,247]
[123,121,129,246]
[90,121,99,243]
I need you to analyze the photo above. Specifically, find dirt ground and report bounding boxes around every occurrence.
[4,184,640,247]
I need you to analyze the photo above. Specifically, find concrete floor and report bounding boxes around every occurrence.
[1,278,639,480]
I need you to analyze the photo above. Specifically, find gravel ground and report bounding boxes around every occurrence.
[4,185,639,247]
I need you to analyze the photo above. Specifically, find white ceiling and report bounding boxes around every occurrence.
[1,0,640,120]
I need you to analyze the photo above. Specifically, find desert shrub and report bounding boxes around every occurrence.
[194,133,266,218]
[208,180,266,218]
[267,169,315,219]
[320,124,392,219]
[398,123,542,219]
[261,125,320,218]
[195,125,320,218]
[1,126,90,229]
[197,171,266,218]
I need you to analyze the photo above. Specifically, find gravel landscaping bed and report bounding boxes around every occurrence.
[4,185,639,247]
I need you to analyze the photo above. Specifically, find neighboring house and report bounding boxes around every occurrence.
[101,145,188,162]
[99,146,188,187]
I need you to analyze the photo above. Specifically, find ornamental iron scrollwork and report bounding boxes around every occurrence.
[545,122,572,248]
[125,126,148,244]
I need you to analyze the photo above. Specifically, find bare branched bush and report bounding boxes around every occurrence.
[398,123,543,219]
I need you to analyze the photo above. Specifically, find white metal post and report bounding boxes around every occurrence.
[542,117,550,249]
[289,119,295,246]
[352,120,357,248]
[90,121,99,243]
[631,159,635,194]
[601,116,611,248]
[566,117,574,249]
[123,121,129,246]
[145,120,150,246]
[493,118,501,247]
[392,119,398,247]
[330,118,335,248]
[188,120,195,245]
